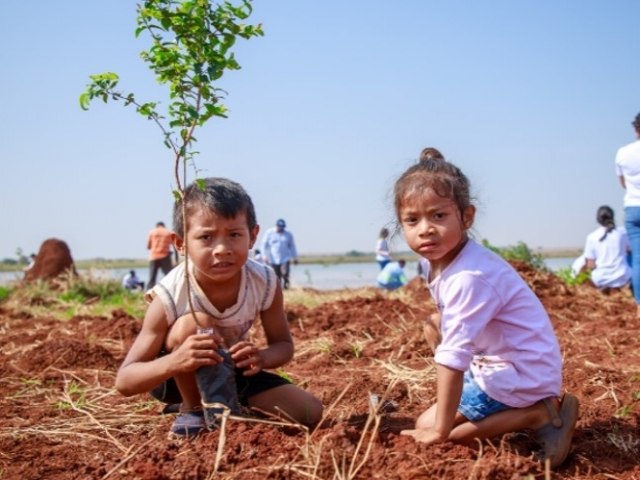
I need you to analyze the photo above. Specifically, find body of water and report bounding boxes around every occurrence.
[0,257,577,290]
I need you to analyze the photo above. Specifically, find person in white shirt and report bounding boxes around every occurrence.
[261,219,298,289]
[122,270,144,291]
[581,206,631,291]
[375,227,392,270]
[615,112,640,317]
[395,154,578,469]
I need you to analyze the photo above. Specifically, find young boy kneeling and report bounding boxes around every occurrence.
[115,177,323,436]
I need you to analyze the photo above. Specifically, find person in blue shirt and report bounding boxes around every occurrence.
[377,259,408,290]
[261,219,298,289]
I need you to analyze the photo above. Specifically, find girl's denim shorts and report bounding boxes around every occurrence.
[458,369,511,422]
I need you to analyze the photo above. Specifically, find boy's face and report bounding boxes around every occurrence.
[174,206,259,287]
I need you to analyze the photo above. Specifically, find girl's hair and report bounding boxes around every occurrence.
[394,156,472,218]
[596,205,615,242]
[419,147,444,162]
[379,227,389,238]
[173,177,257,238]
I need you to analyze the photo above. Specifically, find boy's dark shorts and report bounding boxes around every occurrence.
[150,369,291,406]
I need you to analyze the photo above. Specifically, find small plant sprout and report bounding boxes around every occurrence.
[7,378,42,401]
[314,337,334,354]
[555,267,591,286]
[80,0,263,327]
[350,340,364,359]
[481,239,546,269]
[56,381,87,410]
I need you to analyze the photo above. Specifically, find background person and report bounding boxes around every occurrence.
[581,206,631,292]
[261,218,298,289]
[615,112,640,317]
[23,253,36,272]
[122,270,145,291]
[395,155,578,469]
[146,221,175,290]
[377,259,408,290]
[375,227,392,270]
[253,248,265,264]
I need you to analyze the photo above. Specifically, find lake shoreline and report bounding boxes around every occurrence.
[0,247,582,273]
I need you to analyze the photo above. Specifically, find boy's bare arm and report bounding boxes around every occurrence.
[115,298,219,396]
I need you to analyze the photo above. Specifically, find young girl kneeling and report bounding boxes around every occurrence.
[397,156,578,469]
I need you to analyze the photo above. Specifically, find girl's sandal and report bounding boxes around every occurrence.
[534,393,579,468]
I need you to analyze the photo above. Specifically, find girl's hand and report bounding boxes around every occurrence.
[172,333,223,373]
[229,341,263,376]
[400,428,446,445]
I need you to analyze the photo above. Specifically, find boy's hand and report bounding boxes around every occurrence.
[172,333,224,373]
[229,341,263,376]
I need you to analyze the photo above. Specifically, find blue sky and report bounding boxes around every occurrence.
[2,1,639,260]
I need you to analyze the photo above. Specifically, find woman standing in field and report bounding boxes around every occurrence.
[615,112,640,317]
[395,155,578,469]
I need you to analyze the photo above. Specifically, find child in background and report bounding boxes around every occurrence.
[396,156,578,469]
[377,259,408,290]
[375,227,392,270]
[115,177,323,436]
[581,205,631,291]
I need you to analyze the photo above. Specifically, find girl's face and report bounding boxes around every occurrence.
[174,206,259,288]
[399,188,474,274]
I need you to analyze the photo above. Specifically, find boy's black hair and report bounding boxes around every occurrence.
[173,177,257,238]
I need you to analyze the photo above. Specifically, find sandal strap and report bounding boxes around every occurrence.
[542,397,563,428]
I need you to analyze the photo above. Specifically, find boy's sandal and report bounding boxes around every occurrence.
[170,410,206,437]
[534,393,579,469]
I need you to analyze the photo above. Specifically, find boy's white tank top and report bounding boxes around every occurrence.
[147,258,277,348]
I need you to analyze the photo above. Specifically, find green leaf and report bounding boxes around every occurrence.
[79,93,91,111]
[195,178,206,191]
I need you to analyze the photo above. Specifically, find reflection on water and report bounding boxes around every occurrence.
[0,257,575,290]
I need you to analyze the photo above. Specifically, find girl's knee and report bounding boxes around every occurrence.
[415,405,437,429]
[415,415,434,430]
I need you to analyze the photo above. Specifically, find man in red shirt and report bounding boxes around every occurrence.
[147,221,175,289]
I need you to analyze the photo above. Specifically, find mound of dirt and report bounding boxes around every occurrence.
[23,238,77,283]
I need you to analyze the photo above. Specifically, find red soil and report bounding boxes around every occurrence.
[1,262,639,479]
